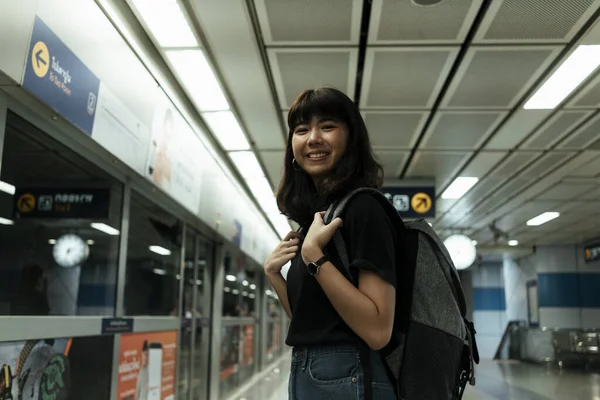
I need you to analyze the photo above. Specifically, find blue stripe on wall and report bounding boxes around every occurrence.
[538,273,600,308]
[77,283,116,308]
[473,288,506,311]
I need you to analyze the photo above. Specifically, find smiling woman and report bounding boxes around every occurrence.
[265,88,399,400]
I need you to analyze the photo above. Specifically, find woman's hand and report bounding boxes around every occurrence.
[302,212,343,264]
[264,231,303,276]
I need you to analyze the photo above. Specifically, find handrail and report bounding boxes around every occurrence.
[493,320,524,360]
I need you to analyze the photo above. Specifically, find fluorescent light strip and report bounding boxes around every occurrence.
[229,151,264,179]
[203,111,250,151]
[524,45,600,110]
[225,274,236,282]
[153,268,167,275]
[130,0,198,48]
[526,212,560,226]
[91,222,120,236]
[149,245,172,256]
[0,217,14,226]
[441,177,479,200]
[0,181,15,195]
[508,240,519,247]
[166,50,230,112]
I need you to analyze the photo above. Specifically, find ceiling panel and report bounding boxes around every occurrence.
[268,48,358,109]
[441,47,561,109]
[518,151,576,179]
[367,0,482,44]
[360,48,459,109]
[564,151,600,177]
[557,113,600,149]
[363,111,428,149]
[520,110,595,150]
[420,111,507,150]
[259,150,285,190]
[581,186,600,200]
[253,0,362,45]
[485,109,553,150]
[566,72,600,109]
[377,150,409,180]
[536,181,598,200]
[492,177,534,199]
[473,0,599,44]
[488,151,542,178]
[405,151,471,192]
[460,151,508,177]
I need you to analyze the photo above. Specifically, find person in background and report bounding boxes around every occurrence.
[264,87,398,399]
[135,341,149,400]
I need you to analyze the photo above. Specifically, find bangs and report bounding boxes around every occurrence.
[287,88,350,131]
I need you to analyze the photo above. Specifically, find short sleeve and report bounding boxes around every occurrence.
[341,193,396,288]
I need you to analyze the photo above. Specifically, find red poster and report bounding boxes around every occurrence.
[117,331,177,400]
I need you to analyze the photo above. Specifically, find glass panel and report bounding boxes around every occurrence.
[124,190,181,316]
[0,112,122,316]
[193,237,213,400]
[219,323,256,398]
[177,230,195,399]
[222,251,258,317]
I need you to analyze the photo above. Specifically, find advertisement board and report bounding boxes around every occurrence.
[117,331,177,400]
[0,335,113,400]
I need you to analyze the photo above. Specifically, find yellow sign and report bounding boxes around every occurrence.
[585,248,591,261]
[17,193,36,213]
[32,41,50,78]
[411,192,432,214]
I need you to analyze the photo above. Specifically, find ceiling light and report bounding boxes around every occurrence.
[242,280,249,286]
[229,151,265,179]
[443,234,477,270]
[224,287,231,292]
[129,0,198,48]
[249,284,256,290]
[246,177,275,209]
[524,45,600,110]
[225,274,236,282]
[149,245,172,256]
[87,240,95,245]
[196,279,202,285]
[48,239,57,244]
[0,181,15,195]
[0,217,14,226]
[166,50,229,112]
[91,222,120,235]
[526,212,560,226]
[249,293,255,299]
[202,111,250,151]
[508,240,519,247]
[441,177,479,199]
[472,240,478,246]
[153,268,167,275]
[265,289,273,296]
[232,289,239,295]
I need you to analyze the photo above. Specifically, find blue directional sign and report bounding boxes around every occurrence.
[23,16,100,136]
[380,186,436,219]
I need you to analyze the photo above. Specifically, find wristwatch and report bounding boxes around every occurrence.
[306,255,328,276]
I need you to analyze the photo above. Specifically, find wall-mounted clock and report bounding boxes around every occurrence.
[52,234,89,268]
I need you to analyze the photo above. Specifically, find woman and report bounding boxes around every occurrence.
[264,87,398,399]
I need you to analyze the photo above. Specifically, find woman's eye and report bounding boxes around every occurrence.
[322,125,335,130]
[294,128,307,134]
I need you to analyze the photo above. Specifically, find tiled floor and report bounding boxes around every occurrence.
[228,353,600,400]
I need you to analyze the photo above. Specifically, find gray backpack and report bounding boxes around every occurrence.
[324,188,479,400]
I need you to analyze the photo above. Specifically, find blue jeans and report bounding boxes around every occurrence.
[288,344,396,400]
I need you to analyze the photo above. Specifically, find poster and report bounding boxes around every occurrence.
[0,335,113,400]
[91,82,152,176]
[145,90,204,214]
[117,331,177,400]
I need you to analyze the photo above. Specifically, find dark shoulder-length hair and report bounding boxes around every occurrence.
[276,87,383,227]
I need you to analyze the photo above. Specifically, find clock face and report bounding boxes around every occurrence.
[52,234,89,268]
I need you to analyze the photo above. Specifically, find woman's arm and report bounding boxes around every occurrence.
[302,245,395,350]
[266,272,292,319]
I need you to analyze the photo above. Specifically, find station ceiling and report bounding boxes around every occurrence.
[122,0,600,248]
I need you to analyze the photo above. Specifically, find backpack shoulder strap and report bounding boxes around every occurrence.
[324,188,403,285]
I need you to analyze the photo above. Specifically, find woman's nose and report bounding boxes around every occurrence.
[307,128,322,144]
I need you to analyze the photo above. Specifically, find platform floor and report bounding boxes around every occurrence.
[228,353,600,400]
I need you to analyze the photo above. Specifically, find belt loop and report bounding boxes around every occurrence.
[301,348,309,371]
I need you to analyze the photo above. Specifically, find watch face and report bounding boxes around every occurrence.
[52,234,89,268]
[307,262,318,276]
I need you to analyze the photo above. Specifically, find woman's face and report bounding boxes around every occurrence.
[291,115,349,184]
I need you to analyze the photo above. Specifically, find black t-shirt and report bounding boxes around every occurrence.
[285,192,397,347]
